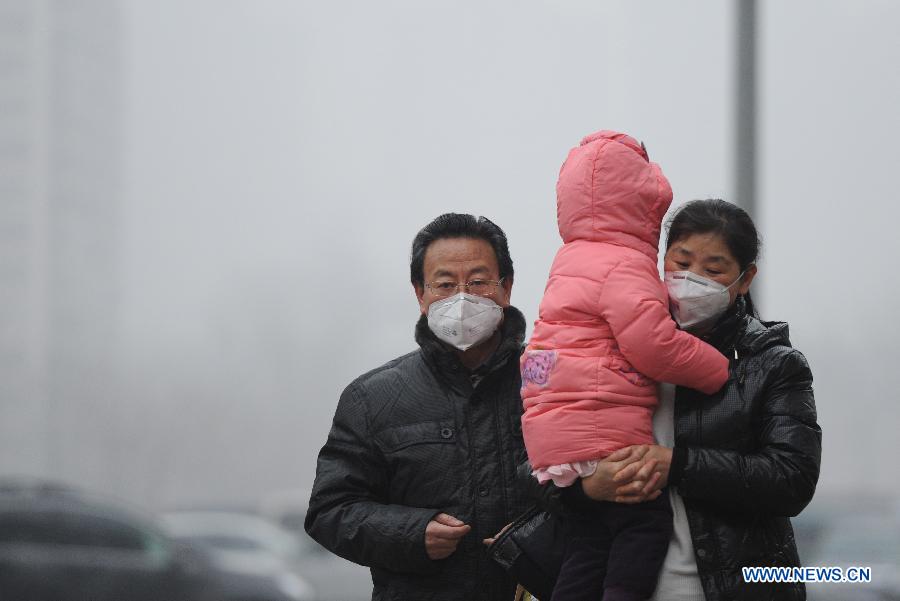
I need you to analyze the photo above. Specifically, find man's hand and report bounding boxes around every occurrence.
[425,513,471,560]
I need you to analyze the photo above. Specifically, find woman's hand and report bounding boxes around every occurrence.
[581,445,653,502]
[612,445,672,501]
[482,522,512,547]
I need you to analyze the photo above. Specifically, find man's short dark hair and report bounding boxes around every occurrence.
[410,213,514,287]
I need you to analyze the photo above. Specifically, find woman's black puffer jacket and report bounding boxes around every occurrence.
[668,298,822,601]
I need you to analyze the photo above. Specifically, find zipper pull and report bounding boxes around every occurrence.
[733,348,747,385]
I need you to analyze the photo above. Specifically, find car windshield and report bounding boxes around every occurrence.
[0,511,150,550]
[187,534,262,552]
[162,512,300,558]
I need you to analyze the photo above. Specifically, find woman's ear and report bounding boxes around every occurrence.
[737,264,758,296]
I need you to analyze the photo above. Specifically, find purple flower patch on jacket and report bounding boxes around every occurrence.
[521,350,557,388]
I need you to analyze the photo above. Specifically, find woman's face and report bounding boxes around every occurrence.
[664,232,757,304]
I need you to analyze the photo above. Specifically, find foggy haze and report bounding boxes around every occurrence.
[2,0,899,518]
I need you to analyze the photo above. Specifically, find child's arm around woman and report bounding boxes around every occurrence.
[598,255,728,394]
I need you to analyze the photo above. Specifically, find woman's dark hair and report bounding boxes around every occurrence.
[410,213,514,287]
[665,199,761,317]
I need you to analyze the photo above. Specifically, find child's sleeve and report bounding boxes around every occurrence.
[598,258,728,394]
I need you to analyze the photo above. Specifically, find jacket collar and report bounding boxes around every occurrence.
[415,305,527,382]
[703,295,792,356]
[702,295,748,353]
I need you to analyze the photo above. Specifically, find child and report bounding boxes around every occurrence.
[520,131,729,601]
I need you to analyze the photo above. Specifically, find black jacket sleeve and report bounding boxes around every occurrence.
[304,383,439,573]
[671,349,822,517]
[514,457,568,515]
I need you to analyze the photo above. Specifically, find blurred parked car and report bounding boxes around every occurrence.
[259,489,371,601]
[804,511,900,601]
[0,477,218,601]
[792,494,894,564]
[161,509,316,601]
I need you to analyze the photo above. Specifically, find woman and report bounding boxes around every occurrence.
[492,199,821,600]
[577,198,822,601]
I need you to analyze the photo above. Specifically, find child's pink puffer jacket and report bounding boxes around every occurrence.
[521,131,729,469]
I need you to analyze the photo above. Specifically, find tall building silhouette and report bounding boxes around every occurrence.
[0,0,122,480]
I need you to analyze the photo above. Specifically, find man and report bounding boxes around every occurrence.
[305,213,531,601]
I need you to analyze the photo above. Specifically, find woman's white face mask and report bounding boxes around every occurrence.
[427,292,503,351]
[665,270,745,331]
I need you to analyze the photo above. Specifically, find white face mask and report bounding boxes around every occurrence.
[426,292,503,351]
[664,270,745,331]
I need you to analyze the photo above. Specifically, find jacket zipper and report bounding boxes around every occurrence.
[692,382,702,443]
[733,347,748,387]
[491,382,511,519]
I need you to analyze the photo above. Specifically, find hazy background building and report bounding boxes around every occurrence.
[0,0,122,488]
[0,0,49,478]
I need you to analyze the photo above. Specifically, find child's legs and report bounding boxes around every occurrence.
[549,511,612,601]
[601,492,673,601]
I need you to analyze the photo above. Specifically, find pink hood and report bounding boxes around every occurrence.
[521,130,728,468]
[556,130,673,260]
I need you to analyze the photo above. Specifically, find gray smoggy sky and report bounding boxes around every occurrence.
[122,0,736,507]
[4,1,898,512]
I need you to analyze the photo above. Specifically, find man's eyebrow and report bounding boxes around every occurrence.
[430,265,493,280]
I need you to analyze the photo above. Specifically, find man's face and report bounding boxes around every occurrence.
[414,237,512,315]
